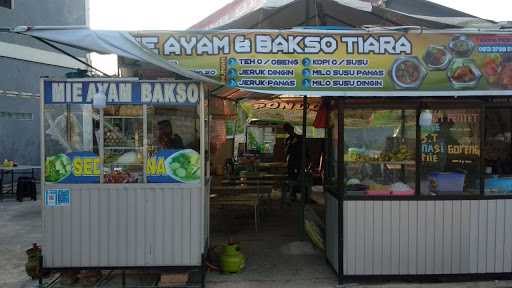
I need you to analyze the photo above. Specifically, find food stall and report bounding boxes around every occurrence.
[126,28,512,281]
[40,78,209,274]
[19,26,512,283]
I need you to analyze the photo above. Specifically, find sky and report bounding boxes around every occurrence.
[88,0,512,74]
[428,0,511,22]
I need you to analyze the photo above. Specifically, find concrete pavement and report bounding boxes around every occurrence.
[1,198,512,287]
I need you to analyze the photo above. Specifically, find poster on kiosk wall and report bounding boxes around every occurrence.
[146,149,201,184]
[45,152,100,184]
[43,79,201,184]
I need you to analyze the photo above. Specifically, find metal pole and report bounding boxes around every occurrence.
[233,101,239,160]
[416,105,421,196]
[30,36,111,77]
[480,104,485,195]
[337,99,344,285]
[298,95,307,240]
[38,255,43,287]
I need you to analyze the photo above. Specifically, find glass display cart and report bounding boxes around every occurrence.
[41,78,209,273]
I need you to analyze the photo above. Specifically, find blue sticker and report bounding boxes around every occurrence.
[228,58,238,66]
[45,189,71,207]
[228,79,238,88]
[228,68,238,79]
[302,58,311,67]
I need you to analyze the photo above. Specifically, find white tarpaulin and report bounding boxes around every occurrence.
[16,26,220,84]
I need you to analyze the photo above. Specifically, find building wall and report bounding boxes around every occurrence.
[0,0,88,166]
[0,90,39,165]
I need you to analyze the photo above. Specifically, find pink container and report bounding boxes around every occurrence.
[392,189,415,196]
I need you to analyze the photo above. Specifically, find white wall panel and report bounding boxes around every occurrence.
[424,201,435,274]
[325,193,339,273]
[372,202,383,275]
[381,201,392,275]
[399,202,409,275]
[363,201,373,275]
[460,201,471,273]
[477,201,488,273]
[416,202,426,274]
[495,200,505,273]
[504,203,512,272]
[43,184,204,268]
[451,201,461,274]
[342,200,512,275]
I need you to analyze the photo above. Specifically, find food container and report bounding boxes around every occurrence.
[447,58,482,89]
[429,172,465,194]
[392,190,415,196]
[423,45,452,70]
[390,56,427,89]
[390,182,415,195]
[448,34,475,58]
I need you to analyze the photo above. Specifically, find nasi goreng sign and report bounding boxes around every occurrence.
[43,79,200,105]
[131,30,512,95]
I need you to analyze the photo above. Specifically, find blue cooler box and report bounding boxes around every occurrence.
[485,177,512,194]
[429,172,465,194]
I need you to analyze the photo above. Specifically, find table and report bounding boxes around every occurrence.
[224,173,288,181]
[255,162,287,173]
[211,175,281,232]
[0,165,40,199]
[220,179,276,185]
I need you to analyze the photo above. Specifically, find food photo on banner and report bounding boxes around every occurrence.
[146,149,201,184]
[45,152,100,184]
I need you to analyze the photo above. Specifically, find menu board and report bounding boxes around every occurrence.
[132,31,512,95]
[420,109,481,193]
[421,110,480,166]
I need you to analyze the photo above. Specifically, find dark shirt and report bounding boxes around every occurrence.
[285,133,308,174]
[159,133,184,149]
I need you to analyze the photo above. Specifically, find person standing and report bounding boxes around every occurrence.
[283,123,309,201]
[157,120,184,149]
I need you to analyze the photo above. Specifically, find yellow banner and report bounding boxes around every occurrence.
[131,30,512,94]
